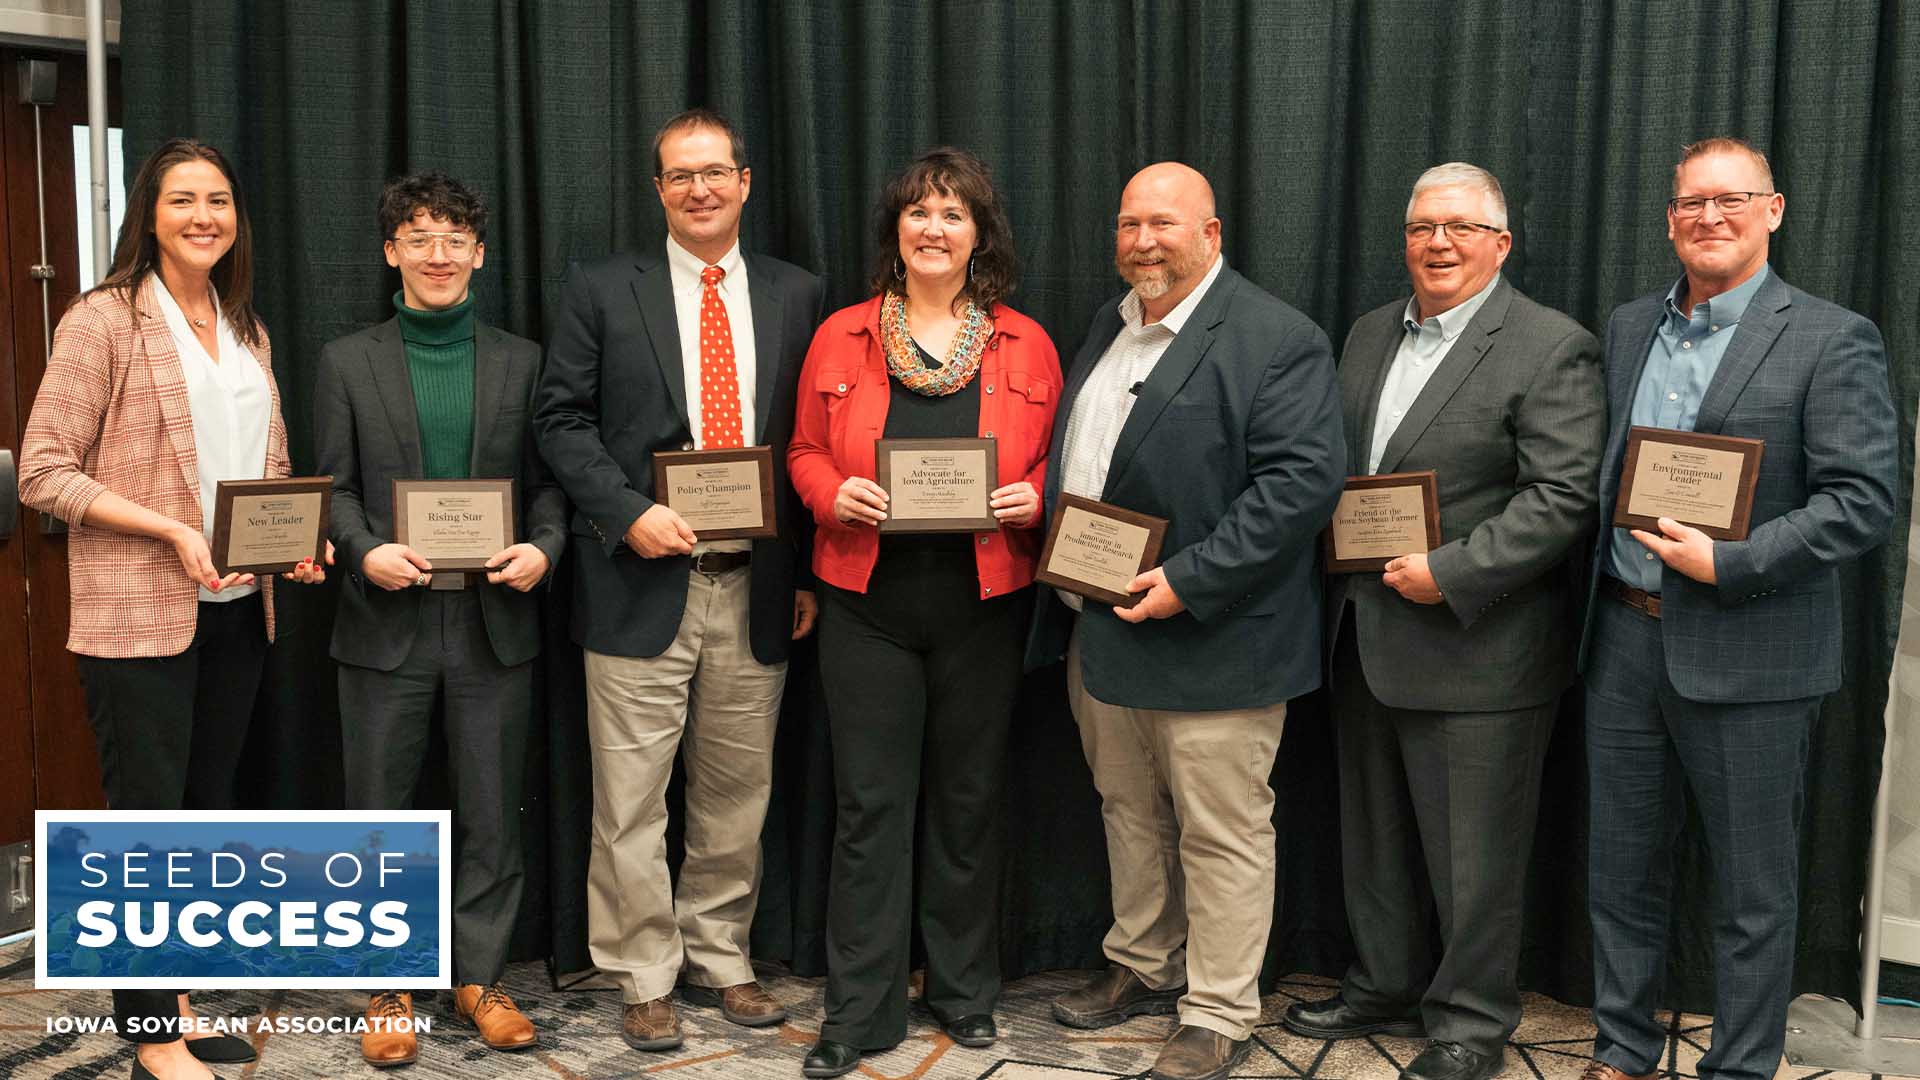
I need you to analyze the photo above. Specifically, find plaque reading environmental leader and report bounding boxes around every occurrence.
[1034,494,1169,608]
[874,436,998,533]
[651,446,777,540]
[211,476,332,575]
[1324,470,1443,573]
[392,478,516,571]
[1612,426,1764,540]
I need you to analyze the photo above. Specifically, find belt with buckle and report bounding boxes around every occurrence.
[691,550,752,575]
[1603,576,1661,619]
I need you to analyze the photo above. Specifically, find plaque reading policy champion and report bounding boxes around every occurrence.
[652,446,778,540]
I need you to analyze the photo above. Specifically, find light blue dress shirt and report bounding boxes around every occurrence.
[1606,263,1771,591]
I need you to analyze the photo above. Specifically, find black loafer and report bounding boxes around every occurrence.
[802,1039,863,1078]
[1281,994,1424,1039]
[940,1013,997,1047]
[1401,1040,1504,1080]
[186,1033,257,1064]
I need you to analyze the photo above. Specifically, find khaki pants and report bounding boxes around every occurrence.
[1066,628,1288,1041]
[583,566,787,1003]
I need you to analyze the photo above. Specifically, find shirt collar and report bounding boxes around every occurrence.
[1119,254,1225,335]
[1403,272,1500,341]
[665,235,745,292]
[1664,262,1769,329]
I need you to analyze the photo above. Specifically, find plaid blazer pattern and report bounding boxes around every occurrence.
[17,276,287,658]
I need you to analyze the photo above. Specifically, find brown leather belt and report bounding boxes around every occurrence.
[1603,576,1661,619]
[692,549,752,575]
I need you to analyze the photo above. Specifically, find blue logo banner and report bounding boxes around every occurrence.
[36,811,450,989]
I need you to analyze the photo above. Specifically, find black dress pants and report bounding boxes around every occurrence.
[338,588,530,987]
[817,548,1029,1049]
[75,593,268,1044]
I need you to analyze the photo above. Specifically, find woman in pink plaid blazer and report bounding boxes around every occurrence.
[17,138,326,1080]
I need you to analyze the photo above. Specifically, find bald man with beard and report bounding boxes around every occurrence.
[1027,163,1345,1080]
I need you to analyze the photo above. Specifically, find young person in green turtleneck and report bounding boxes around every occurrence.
[312,171,567,1068]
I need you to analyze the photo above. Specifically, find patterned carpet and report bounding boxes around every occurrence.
[0,938,1905,1079]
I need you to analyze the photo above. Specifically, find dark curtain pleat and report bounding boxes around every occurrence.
[125,0,1917,1011]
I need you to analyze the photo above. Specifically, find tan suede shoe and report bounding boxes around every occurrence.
[452,984,537,1050]
[361,991,417,1068]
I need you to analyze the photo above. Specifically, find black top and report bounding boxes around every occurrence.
[880,340,981,558]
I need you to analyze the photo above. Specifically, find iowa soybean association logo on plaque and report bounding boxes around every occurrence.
[35,810,450,989]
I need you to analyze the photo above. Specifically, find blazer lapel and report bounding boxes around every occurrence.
[1693,274,1791,434]
[633,256,688,428]
[469,325,513,474]
[1375,280,1511,475]
[746,255,783,443]
[368,319,424,477]
[134,279,202,503]
[1101,271,1238,499]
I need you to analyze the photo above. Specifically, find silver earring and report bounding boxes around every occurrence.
[968,256,976,281]
[895,256,906,281]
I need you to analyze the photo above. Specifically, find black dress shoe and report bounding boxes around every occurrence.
[1282,994,1425,1039]
[185,1033,257,1064]
[940,1013,997,1047]
[132,1059,225,1080]
[802,1039,863,1078]
[1401,1041,1504,1080]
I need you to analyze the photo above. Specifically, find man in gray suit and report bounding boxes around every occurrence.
[1281,163,1604,1080]
[314,171,567,1067]
[1032,162,1345,1080]
[1580,137,1896,1080]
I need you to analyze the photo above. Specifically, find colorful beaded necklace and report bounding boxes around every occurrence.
[880,290,991,397]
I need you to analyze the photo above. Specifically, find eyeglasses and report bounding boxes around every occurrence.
[1667,192,1772,218]
[388,232,477,261]
[658,166,741,191]
[1403,220,1502,243]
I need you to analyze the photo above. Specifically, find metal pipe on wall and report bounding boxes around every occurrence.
[85,0,108,271]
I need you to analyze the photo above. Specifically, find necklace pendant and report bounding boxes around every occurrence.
[192,318,207,328]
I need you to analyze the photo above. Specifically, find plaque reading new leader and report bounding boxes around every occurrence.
[210,476,332,575]
[874,436,998,533]
[1611,425,1764,541]
[1324,470,1443,574]
[392,478,516,571]
[652,446,778,540]
[1035,494,1169,608]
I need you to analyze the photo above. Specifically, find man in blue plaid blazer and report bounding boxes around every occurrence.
[1578,137,1898,1080]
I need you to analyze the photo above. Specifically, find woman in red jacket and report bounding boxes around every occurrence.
[789,147,1060,1077]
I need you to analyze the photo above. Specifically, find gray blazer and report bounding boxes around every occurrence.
[1578,271,1898,703]
[1026,265,1346,711]
[1329,278,1605,712]
[314,318,568,671]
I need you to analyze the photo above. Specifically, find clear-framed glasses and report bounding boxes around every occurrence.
[658,166,741,191]
[1667,191,1771,218]
[1403,220,1502,243]
[389,231,477,261]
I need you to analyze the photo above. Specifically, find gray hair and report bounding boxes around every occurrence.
[1406,162,1509,230]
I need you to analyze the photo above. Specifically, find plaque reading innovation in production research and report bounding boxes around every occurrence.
[1034,494,1170,609]
[652,446,778,540]
[874,437,999,533]
[210,477,332,575]
[1324,471,1443,573]
[1612,426,1764,540]
[392,479,516,571]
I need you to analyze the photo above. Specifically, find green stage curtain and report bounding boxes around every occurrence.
[122,0,1917,1010]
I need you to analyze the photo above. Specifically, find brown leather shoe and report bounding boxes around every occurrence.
[361,991,417,1068]
[1151,1024,1252,1080]
[1051,965,1185,1029]
[1581,1062,1655,1080]
[452,984,537,1050]
[622,996,684,1052]
[679,981,788,1027]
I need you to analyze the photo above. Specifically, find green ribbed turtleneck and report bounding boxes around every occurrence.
[395,291,475,480]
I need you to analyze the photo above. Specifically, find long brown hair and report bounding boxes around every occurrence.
[868,147,1018,314]
[92,137,262,347]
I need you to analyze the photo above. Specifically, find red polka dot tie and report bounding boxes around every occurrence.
[698,264,744,449]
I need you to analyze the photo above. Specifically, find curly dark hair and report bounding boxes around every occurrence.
[378,170,488,242]
[867,147,1017,314]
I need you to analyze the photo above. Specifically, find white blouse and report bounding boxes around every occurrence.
[152,280,270,603]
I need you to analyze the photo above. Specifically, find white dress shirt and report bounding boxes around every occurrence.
[153,280,270,602]
[1054,255,1225,609]
[1366,272,1500,474]
[665,236,757,554]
